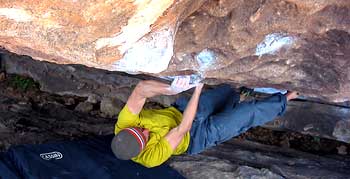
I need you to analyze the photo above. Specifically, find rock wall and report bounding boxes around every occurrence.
[0,51,181,107]
[273,100,350,143]
[1,86,349,178]
[2,51,350,144]
[167,0,350,102]
[0,0,205,73]
[0,0,349,101]
[170,139,350,178]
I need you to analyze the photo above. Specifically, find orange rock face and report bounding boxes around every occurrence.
[0,0,350,101]
[0,0,205,73]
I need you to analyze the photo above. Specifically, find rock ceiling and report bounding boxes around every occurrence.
[0,0,349,101]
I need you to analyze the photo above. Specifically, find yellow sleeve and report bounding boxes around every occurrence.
[133,137,173,168]
[114,105,140,134]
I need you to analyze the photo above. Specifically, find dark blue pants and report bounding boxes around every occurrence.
[174,84,287,154]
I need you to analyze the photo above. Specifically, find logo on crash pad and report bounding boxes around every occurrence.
[40,151,63,160]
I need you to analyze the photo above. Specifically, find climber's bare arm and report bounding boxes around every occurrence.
[127,77,196,114]
[165,84,204,150]
[126,80,172,114]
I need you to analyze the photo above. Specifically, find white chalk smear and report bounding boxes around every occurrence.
[255,33,294,56]
[0,8,32,22]
[254,87,287,94]
[112,27,174,74]
[161,74,203,85]
[195,49,217,72]
[160,49,216,82]
[161,49,217,81]
[95,0,174,53]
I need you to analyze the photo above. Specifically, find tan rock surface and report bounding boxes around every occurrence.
[0,0,350,101]
[0,0,205,73]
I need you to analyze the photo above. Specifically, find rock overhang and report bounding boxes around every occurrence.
[0,0,349,102]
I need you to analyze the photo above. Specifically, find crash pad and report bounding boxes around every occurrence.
[0,135,184,179]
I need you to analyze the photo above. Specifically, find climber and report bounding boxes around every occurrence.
[111,76,298,168]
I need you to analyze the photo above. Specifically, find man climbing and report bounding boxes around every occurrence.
[111,76,298,168]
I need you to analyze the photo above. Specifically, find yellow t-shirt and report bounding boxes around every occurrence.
[114,105,190,168]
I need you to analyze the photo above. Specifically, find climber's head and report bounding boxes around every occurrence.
[111,127,149,160]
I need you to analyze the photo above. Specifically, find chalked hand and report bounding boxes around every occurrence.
[169,76,197,94]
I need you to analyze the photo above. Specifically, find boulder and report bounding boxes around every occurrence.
[265,100,350,143]
[166,0,350,102]
[74,101,94,113]
[173,139,350,178]
[100,97,124,118]
[0,0,349,101]
[333,120,350,143]
[1,93,349,178]
[2,52,350,144]
[1,52,180,106]
[0,0,205,73]
[169,155,284,179]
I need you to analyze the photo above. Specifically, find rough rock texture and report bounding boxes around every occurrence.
[169,155,283,179]
[1,90,349,178]
[166,0,350,102]
[1,51,182,106]
[0,0,205,73]
[0,0,349,102]
[100,97,124,118]
[170,139,350,178]
[270,100,350,143]
[333,120,350,143]
[0,94,115,149]
[1,56,350,178]
[2,52,350,144]
[74,101,94,113]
